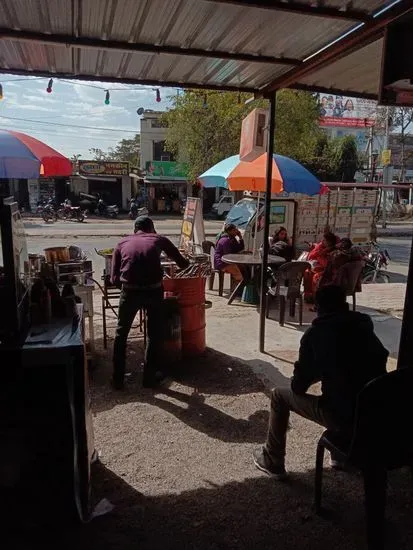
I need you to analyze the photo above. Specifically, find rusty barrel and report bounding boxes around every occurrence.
[163,277,206,356]
[162,296,182,364]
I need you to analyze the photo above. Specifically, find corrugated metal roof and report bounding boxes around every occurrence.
[0,0,406,94]
[295,38,384,97]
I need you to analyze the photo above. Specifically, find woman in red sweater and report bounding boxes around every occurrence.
[304,231,338,302]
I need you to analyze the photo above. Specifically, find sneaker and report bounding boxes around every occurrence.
[253,448,288,480]
[329,455,350,471]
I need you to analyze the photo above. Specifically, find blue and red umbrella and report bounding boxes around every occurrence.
[0,130,72,178]
[200,153,327,195]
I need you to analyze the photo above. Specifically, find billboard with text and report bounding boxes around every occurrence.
[317,93,376,128]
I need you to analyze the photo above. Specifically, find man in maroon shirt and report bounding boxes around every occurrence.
[111,216,189,389]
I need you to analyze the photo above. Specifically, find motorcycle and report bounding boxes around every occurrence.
[180,199,186,215]
[361,242,390,284]
[128,199,148,219]
[95,199,119,219]
[41,199,58,223]
[57,200,86,222]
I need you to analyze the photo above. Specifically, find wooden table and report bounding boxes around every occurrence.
[222,253,285,304]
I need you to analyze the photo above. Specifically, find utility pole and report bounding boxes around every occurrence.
[382,106,390,229]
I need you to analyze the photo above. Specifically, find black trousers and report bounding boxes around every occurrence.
[113,288,164,384]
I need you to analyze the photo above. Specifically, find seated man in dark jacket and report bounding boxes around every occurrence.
[253,285,388,479]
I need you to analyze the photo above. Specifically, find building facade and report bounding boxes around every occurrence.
[139,110,189,213]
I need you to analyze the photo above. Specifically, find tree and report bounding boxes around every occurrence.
[107,135,141,167]
[329,135,360,182]
[376,106,413,181]
[89,148,109,161]
[162,89,322,181]
[70,154,82,173]
[88,134,140,167]
[274,89,322,164]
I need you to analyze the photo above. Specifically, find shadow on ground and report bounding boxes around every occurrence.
[387,271,407,283]
[5,325,413,550]
[8,461,413,550]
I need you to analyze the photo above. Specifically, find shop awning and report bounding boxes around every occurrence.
[144,178,188,184]
[0,1,412,98]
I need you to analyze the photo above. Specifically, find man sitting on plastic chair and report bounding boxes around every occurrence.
[253,285,388,479]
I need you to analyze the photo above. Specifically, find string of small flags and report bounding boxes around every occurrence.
[0,77,161,104]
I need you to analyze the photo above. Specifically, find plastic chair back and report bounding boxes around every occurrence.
[333,260,363,295]
[276,261,311,299]
[202,240,214,254]
[349,368,413,468]
[202,240,217,270]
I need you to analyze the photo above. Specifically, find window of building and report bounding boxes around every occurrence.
[153,140,175,161]
[151,119,163,128]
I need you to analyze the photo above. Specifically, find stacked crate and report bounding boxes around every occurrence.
[295,196,319,245]
[350,189,378,243]
[333,190,353,239]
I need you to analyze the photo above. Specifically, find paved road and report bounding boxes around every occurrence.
[23,217,223,237]
[377,237,411,283]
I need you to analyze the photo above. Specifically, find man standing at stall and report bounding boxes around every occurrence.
[111,216,189,389]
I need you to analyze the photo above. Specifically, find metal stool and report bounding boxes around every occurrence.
[101,283,147,349]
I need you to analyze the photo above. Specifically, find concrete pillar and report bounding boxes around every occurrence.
[121,176,131,210]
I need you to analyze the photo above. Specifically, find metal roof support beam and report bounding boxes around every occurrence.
[293,83,378,101]
[0,29,301,67]
[207,0,371,22]
[261,0,413,95]
[0,67,256,93]
[259,92,276,353]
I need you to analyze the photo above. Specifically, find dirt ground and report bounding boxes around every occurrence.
[6,308,413,550]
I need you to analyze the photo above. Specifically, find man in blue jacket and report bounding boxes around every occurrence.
[254,285,388,479]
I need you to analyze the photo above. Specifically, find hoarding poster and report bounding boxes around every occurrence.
[179,197,205,251]
[316,93,376,128]
[79,161,129,176]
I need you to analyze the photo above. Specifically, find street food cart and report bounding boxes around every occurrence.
[96,246,211,358]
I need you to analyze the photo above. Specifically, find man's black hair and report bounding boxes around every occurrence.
[134,215,155,233]
[224,223,237,233]
[315,285,348,315]
[324,231,337,247]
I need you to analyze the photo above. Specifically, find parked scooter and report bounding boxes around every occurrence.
[41,199,58,223]
[129,199,149,219]
[95,198,119,218]
[57,199,86,222]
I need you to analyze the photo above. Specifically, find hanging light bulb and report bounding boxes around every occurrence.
[105,90,110,105]
[0,84,3,100]
[46,79,53,93]
[155,89,161,103]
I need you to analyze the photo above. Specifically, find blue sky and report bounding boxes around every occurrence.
[0,74,178,159]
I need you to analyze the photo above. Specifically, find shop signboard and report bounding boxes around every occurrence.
[79,161,129,177]
[382,149,392,166]
[145,161,188,179]
[179,197,205,250]
[316,92,376,128]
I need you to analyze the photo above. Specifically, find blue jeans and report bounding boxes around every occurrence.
[113,288,164,385]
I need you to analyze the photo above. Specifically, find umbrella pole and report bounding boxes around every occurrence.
[259,93,276,353]
[252,191,260,255]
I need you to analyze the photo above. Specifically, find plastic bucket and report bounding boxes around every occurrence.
[163,277,207,356]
